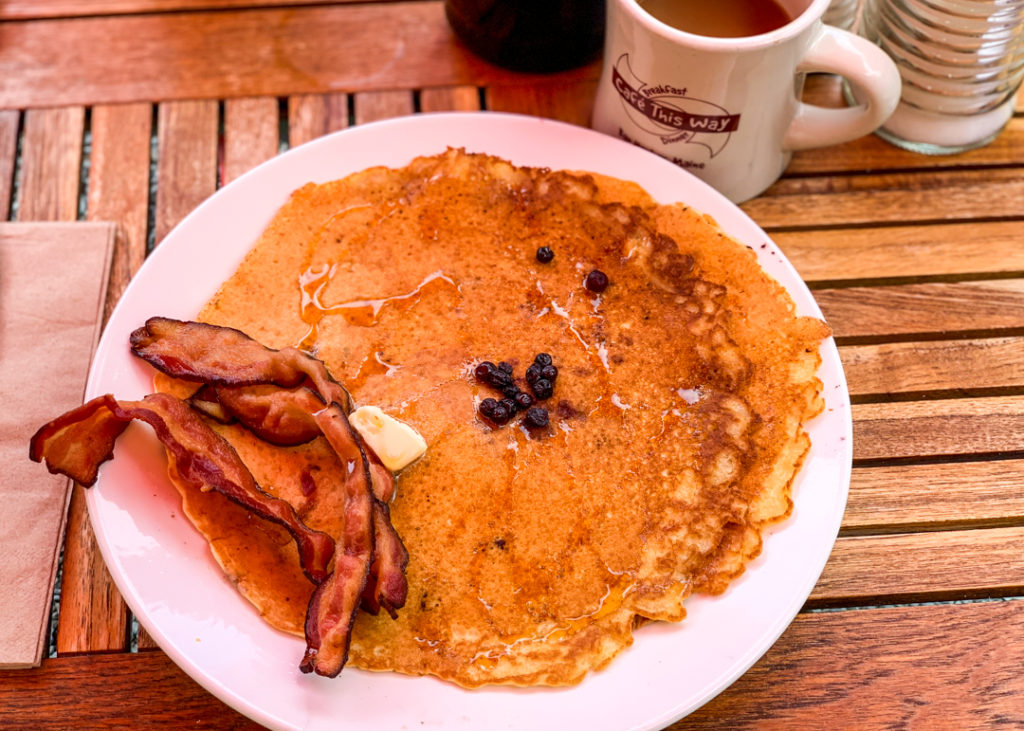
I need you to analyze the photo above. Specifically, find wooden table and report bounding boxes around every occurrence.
[3,2,1023,728]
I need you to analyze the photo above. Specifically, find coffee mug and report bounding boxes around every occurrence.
[591,0,901,202]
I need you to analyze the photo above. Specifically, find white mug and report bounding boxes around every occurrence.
[591,0,901,202]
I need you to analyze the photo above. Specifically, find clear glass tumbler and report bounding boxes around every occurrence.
[856,0,1024,153]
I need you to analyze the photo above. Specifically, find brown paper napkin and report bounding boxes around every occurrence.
[0,221,114,668]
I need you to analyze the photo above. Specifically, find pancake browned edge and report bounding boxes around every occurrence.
[156,148,831,688]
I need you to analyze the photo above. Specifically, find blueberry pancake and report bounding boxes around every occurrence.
[167,148,830,687]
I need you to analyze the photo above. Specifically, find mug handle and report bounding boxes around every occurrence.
[784,25,901,151]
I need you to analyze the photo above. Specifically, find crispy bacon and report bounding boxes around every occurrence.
[29,393,336,584]
[29,395,130,486]
[300,404,374,677]
[130,317,352,412]
[131,316,409,618]
[210,384,324,446]
[361,455,409,617]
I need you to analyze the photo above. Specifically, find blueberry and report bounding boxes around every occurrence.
[497,361,514,374]
[524,406,549,428]
[514,392,534,410]
[540,364,558,381]
[491,404,511,425]
[584,269,609,293]
[533,353,553,367]
[500,397,519,415]
[501,383,521,398]
[474,361,497,381]
[536,246,554,264]
[525,363,542,384]
[531,378,553,400]
[479,397,499,419]
[487,369,513,389]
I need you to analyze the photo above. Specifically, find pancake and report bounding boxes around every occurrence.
[162,148,829,687]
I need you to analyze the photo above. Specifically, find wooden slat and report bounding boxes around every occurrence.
[776,221,1024,282]
[0,652,262,729]
[15,107,84,221]
[745,169,1024,228]
[55,102,152,657]
[0,110,18,221]
[810,527,1024,604]
[0,5,599,109]
[56,487,129,655]
[419,85,481,112]
[679,599,1024,729]
[154,100,218,246]
[852,395,1024,461]
[791,75,1024,174]
[287,93,348,149]
[841,337,1024,397]
[789,117,1024,175]
[0,0,351,20]
[486,80,599,127]
[222,96,278,185]
[818,279,1024,338]
[353,90,414,126]
[1,601,1021,728]
[844,460,1024,532]
[88,102,152,321]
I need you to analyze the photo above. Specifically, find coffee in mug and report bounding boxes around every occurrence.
[638,0,793,38]
[591,0,901,202]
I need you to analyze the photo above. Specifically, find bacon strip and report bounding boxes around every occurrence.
[300,404,374,677]
[29,395,130,486]
[30,393,336,584]
[362,455,409,617]
[211,384,324,446]
[131,317,409,617]
[130,317,352,412]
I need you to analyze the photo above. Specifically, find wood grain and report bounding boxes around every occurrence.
[0,0,355,20]
[679,599,1024,729]
[844,460,1024,533]
[15,107,84,222]
[154,100,218,246]
[0,652,262,729]
[791,76,1024,174]
[0,5,599,109]
[222,96,278,185]
[54,102,153,656]
[789,118,1024,175]
[88,103,152,321]
[841,337,1024,397]
[746,169,1024,228]
[0,110,18,221]
[2,601,1022,729]
[775,220,1024,283]
[353,90,414,126]
[817,279,1024,339]
[852,395,1024,461]
[419,85,481,112]
[810,527,1024,604]
[55,486,128,655]
[486,80,599,127]
[287,93,348,149]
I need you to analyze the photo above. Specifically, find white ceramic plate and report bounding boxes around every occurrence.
[85,112,852,730]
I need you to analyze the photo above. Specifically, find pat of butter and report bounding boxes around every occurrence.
[349,405,427,472]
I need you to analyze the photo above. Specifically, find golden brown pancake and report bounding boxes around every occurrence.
[160,148,829,687]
